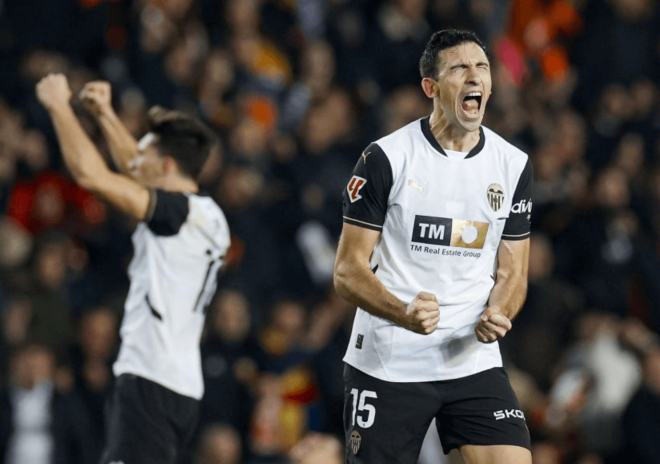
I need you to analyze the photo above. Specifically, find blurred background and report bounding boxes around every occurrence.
[0,0,660,463]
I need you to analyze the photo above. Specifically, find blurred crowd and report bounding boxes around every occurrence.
[0,0,660,463]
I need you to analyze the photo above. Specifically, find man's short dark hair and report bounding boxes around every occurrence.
[419,29,487,80]
[147,106,217,180]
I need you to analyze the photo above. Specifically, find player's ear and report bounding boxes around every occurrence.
[421,78,437,99]
[163,157,175,174]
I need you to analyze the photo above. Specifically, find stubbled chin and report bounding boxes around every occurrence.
[458,110,482,130]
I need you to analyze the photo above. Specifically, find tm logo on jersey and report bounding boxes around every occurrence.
[411,215,489,249]
[347,175,367,203]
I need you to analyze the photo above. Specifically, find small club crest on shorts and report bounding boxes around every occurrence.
[487,183,504,212]
[350,430,362,455]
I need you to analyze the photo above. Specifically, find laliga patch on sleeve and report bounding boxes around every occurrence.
[347,176,367,203]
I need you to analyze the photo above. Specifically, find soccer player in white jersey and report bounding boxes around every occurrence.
[334,30,533,464]
[36,75,231,464]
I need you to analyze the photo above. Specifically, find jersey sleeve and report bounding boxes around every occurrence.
[146,189,190,236]
[502,157,533,241]
[342,143,393,231]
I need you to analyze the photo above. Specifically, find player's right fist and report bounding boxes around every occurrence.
[404,292,440,335]
[79,81,112,116]
[36,74,72,112]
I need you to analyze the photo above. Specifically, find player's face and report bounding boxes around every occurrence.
[434,42,491,132]
[135,132,167,188]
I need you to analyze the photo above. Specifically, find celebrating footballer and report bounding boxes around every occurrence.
[335,29,533,464]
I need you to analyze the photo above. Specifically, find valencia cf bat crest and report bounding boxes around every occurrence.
[350,430,362,455]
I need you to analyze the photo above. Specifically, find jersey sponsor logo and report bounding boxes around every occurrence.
[411,216,489,249]
[487,183,504,212]
[407,179,428,197]
[511,198,532,214]
[350,430,362,454]
[347,176,367,203]
[493,409,526,421]
[412,216,452,246]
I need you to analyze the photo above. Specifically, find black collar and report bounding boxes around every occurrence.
[420,116,486,159]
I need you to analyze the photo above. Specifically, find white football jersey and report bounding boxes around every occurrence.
[342,117,533,382]
[113,190,230,399]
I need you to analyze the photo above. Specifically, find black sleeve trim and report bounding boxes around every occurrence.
[502,157,533,239]
[146,190,189,236]
[501,232,531,241]
[342,143,393,230]
[343,216,383,231]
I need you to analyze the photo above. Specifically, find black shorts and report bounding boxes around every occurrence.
[343,364,530,464]
[99,374,199,464]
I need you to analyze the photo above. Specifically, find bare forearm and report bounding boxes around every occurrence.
[334,261,408,326]
[96,108,139,176]
[488,265,527,320]
[49,105,109,188]
[488,280,527,320]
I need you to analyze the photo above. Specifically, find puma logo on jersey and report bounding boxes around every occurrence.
[347,176,367,203]
[361,151,371,165]
[407,179,427,197]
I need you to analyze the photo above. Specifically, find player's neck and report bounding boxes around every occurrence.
[161,174,199,194]
[428,109,481,153]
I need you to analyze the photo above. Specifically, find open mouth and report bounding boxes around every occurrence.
[461,92,482,117]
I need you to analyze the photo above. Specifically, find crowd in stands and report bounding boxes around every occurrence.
[1,0,660,463]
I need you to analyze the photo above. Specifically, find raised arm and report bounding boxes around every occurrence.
[79,81,141,177]
[475,237,530,343]
[334,223,439,335]
[36,74,150,221]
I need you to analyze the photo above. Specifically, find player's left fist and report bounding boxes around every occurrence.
[475,307,512,343]
[36,73,72,112]
[79,81,112,116]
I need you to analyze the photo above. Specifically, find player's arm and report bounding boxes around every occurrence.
[476,157,533,343]
[79,81,141,177]
[334,143,439,335]
[36,74,150,221]
[334,224,439,334]
[475,238,529,343]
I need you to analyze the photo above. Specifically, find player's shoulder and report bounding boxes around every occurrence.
[180,193,230,250]
[187,193,228,224]
[373,118,424,158]
[360,118,425,178]
[482,125,529,162]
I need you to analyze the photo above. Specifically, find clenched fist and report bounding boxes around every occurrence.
[404,292,440,335]
[475,307,512,343]
[79,81,112,117]
[35,74,72,112]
